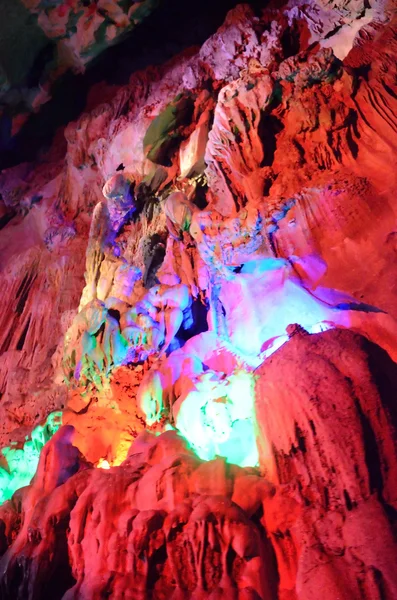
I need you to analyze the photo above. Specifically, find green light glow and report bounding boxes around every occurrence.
[174,370,259,468]
[0,412,62,505]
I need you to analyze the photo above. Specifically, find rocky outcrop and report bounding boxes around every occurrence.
[256,329,397,600]
[1,330,397,598]
[270,23,397,317]
[0,427,277,599]
[1,0,397,478]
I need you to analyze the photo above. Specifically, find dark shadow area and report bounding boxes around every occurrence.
[258,113,284,167]
[363,339,397,523]
[0,0,271,171]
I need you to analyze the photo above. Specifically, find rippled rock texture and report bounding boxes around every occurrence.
[1,1,397,598]
[1,330,397,598]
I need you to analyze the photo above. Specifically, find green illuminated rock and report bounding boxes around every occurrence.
[143,93,194,165]
[0,411,62,504]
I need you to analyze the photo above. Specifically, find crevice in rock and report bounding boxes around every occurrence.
[354,398,383,495]
[343,489,354,511]
[16,271,37,316]
[259,114,284,167]
[16,316,31,351]
[40,518,77,600]
[280,24,301,59]
[295,423,307,453]
[0,208,16,230]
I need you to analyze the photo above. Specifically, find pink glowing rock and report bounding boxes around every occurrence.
[205,65,274,216]
[218,258,397,362]
[136,350,203,424]
[164,191,196,241]
[145,282,192,354]
[179,116,210,178]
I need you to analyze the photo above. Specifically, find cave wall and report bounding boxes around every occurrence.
[0,1,397,598]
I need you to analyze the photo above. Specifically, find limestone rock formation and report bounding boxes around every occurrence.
[0,428,277,599]
[256,329,397,600]
[1,330,397,598]
[0,1,397,599]
[0,0,161,137]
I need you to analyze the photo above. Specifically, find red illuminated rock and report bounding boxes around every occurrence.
[256,328,397,599]
[0,429,277,599]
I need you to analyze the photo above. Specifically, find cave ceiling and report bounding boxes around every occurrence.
[0,0,380,169]
[0,0,249,169]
